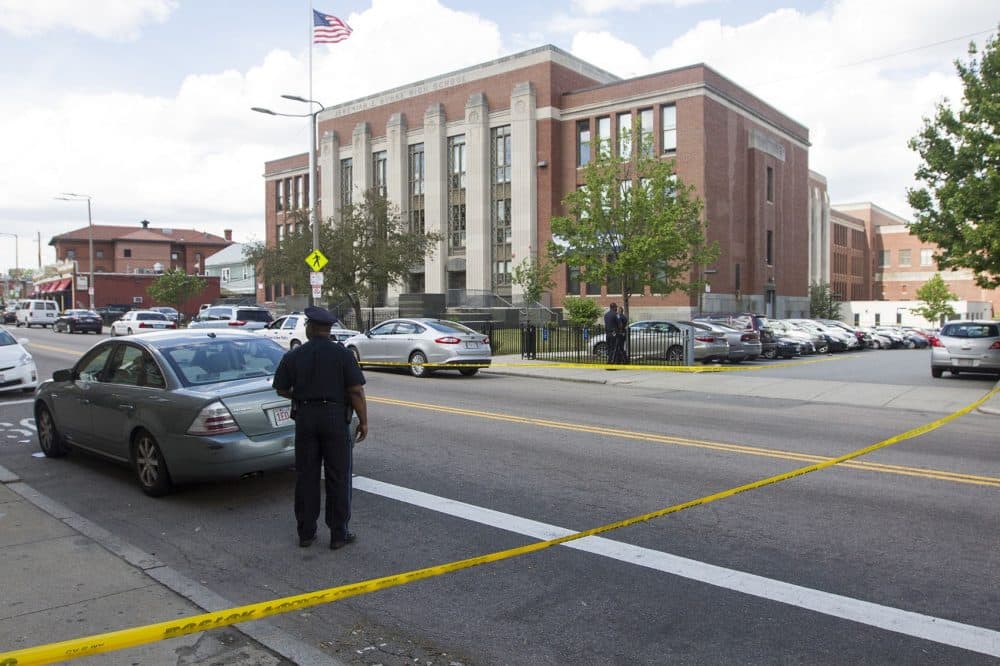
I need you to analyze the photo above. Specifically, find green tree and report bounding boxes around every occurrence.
[562,296,602,328]
[910,273,957,325]
[808,282,842,320]
[548,127,718,323]
[907,30,1000,289]
[245,191,441,326]
[511,255,556,322]
[146,269,207,318]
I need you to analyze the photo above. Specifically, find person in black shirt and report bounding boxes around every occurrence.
[604,303,621,365]
[273,306,368,550]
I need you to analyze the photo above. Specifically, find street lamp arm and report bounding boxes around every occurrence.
[251,107,313,118]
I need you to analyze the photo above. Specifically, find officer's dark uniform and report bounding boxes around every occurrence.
[273,307,365,547]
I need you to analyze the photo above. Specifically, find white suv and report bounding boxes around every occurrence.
[188,305,274,331]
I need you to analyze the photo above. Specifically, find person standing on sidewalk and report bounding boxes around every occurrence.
[604,303,621,365]
[273,306,368,550]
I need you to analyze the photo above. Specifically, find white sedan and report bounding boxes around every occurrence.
[255,312,358,349]
[110,310,177,336]
[0,326,38,393]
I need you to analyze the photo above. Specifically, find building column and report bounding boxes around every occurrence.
[386,113,408,303]
[423,104,447,293]
[352,122,372,199]
[464,93,490,293]
[510,82,538,303]
[319,130,340,224]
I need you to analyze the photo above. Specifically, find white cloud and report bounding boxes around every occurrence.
[570,0,995,216]
[0,0,176,40]
[572,0,709,15]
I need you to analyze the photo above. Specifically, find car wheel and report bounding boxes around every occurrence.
[666,345,684,363]
[459,368,479,376]
[593,341,608,361]
[289,339,301,349]
[817,343,829,354]
[132,430,172,497]
[951,369,961,376]
[409,351,432,378]
[761,347,776,359]
[905,339,916,349]
[69,324,76,334]
[36,404,69,458]
[931,367,943,378]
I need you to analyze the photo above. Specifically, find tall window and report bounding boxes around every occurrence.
[617,112,632,158]
[372,150,387,197]
[597,116,611,158]
[275,180,284,211]
[766,230,774,266]
[577,120,591,167]
[566,265,582,295]
[408,143,425,235]
[340,158,353,210]
[491,125,512,290]
[920,248,933,266]
[639,108,654,156]
[766,166,774,203]
[661,104,677,153]
[898,249,912,266]
[879,250,890,266]
[447,135,467,252]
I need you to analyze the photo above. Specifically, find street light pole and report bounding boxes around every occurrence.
[252,95,325,306]
[55,193,95,309]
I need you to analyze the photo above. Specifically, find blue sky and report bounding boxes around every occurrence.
[0,0,995,274]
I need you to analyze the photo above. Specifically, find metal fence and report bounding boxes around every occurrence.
[465,324,692,366]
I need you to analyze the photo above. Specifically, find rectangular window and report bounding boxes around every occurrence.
[284,178,292,210]
[221,268,230,282]
[577,120,591,167]
[639,108,654,156]
[277,225,284,242]
[617,112,632,158]
[597,116,611,158]
[275,180,284,211]
[340,158,353,210]
[449,135,466,189]
[766,166,774,203]
[66,249,76,260]
[735,263,741,294]
[834,225,848,246]
[171,252,179,261]
[879,250,890,266]
[291,176,299,210]
[585,275,601,296]
[491,126,513,290]
[766,230,774,266]
[566,265,582,295]
[661,104,677,153]
[96,250,104,259]
[372,150,388,197]
[408,143,425,235]
[447,135,467,252]
[123,248,132,258]
[898,249,912,266]
[920,248,933,266]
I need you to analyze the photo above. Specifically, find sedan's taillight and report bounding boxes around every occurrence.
[741,333,758,342]
[481,336,490,345]
[929,336,944,347]
[138,322,153,328]
[228,320,247,326]
[989,341,1000,350]
[435,336,461,344]
[694,335,715,343]
[187,401,240,435]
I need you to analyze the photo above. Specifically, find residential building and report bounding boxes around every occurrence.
[261,45,812,318]
[205,243,256,297]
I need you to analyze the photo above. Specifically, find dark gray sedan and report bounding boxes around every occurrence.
[34,330,295,496]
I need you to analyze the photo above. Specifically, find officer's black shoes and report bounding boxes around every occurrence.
[298,535,317,548]
[330,532,356,550]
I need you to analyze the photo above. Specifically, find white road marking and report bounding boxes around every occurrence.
[354,476,1000,658]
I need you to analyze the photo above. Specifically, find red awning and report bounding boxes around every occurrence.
[55,278,72,291]
[40,282,55,293]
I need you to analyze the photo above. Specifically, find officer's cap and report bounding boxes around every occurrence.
[304,306,336,327]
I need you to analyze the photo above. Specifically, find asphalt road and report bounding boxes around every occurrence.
[1,327,998,664]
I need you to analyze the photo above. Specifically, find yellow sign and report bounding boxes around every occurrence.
[304,249,328,271]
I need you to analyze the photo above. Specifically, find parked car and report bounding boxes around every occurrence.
[96,304,132,326]
[929,320,1000,378]
[768,320,818,355]
[33,330,294,496]
[255,312,359,350]
[785,319,853,353]
[685,320,761,362]
[344,318,491,377]
[110,310,177,336]
[0,326,38,393]
[149,306,181,324]
[818,319,869,349]
[3,304,17,324]
[695,312,776,359]
[15,299,59,328]
[188,305,274,331]
[53,309,103,334]
[590,320,729,364]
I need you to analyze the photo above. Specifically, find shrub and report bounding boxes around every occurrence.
[563,296,602,328]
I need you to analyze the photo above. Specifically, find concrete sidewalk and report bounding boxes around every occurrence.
[483,354,1000,415]
[1,356,996,665]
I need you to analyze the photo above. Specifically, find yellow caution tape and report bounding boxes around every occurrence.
[3,384,997,665]
[360,354,845,372]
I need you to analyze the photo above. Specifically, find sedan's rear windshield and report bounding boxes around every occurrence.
[137,312,167,320]
[158,338,285,386]
[237,309,273,323]
[941,323,999,338]
[424,320,477,334]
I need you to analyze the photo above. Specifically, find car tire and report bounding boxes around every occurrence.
[592,341,608,361]
[69,324,76,334]
[36,404,69,458]
[931,367,944,378]
[459,368,479,376]
[951,369,961,376]
[132,430,172,497]
[761,347,776,360]
[817,342,829,354]
[289,339,301,349]
[666,345,684,363]
[409,351,432,378]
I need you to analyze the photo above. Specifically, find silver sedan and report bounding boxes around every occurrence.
[34,330,295,496]
[930,320,1000,378]
[344,318,492,377]
[590,320,729,363]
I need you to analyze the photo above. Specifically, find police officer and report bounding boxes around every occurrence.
[273,306,368,550]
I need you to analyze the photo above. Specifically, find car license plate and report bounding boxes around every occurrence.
[268,405,293,428]
[464,341,479,349]
[954,359,976,367]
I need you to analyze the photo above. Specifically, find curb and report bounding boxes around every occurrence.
[482,368,608,385]
[0,463,341,666]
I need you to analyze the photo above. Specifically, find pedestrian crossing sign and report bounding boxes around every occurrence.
[305,249,328,271]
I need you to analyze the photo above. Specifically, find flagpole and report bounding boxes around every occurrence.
[307,2,319,306]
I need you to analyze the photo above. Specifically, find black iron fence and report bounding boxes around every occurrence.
[465,323,691,366]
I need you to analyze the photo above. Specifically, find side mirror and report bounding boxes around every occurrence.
[365,330,373,338]
[52,368,74,382]
[17,338,29,346]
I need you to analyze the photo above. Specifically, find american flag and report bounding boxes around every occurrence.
[313,9,352,44]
